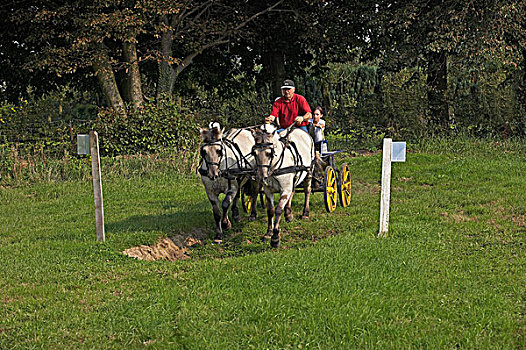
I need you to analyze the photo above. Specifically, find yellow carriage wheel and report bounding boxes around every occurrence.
[241,189,253,213]
[324,166,338,213]
[338,163,352,207]
[245,195,254,214]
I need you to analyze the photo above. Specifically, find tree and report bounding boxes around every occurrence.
[366,0,524,132]
[14,0,284,115]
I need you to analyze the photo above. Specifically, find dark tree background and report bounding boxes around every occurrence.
[1,0,525,138]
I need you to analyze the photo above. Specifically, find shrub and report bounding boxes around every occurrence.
[93,101,200,156]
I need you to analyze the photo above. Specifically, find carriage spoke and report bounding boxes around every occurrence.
[338,163,352,207]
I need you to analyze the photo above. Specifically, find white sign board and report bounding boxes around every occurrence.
[77,134,90,155]
[391,142,406,162]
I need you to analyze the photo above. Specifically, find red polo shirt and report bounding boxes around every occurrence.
[270,94,311,128]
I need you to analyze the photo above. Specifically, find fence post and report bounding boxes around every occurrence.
[89,131,105,242]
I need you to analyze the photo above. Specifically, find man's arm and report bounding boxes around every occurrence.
[296,95,312,124]
[265,115,276,124]
[266,100,280,124]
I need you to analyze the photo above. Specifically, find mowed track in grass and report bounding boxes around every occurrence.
[0,139,525,349]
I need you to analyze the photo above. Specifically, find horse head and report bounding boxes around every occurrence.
[199,123,224,180]
[251,124,278,181]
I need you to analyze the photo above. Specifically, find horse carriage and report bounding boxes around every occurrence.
[199,122,352,247]
[241,139,352,214]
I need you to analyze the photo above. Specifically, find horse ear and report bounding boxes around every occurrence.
[211,127,222,140]
[199,127,209,141]
[250,127,263,142]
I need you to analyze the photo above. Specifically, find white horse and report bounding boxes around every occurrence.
[251,124,315,247]
[199,123,258,243]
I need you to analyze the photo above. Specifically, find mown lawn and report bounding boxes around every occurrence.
[1,139,525,349]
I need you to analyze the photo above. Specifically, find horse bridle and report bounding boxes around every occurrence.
[200,140,225,177]
[252,142,280,175]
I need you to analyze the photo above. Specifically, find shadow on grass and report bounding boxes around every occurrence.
[106,199,212,234]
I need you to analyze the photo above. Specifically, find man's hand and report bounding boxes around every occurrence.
[265,115,276,124]
[294,116,304,125]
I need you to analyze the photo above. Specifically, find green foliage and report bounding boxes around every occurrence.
[450,63,525,137]
[174,74,274,128]
[94,101,200,156]
[0,90,201,184]
[302,61,524,141]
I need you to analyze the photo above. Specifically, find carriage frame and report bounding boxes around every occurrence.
[241,139,352,214]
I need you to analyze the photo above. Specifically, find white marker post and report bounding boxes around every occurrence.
[378,139,406,237]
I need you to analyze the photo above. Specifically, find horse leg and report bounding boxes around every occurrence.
[207,194,223,243]
[220,188,236,234]
[302,171,312,220]
[231,186,241,223]
[249,180,261,222]
[285,190,294,222]
[271,191,291,248]
[262,189,274,242]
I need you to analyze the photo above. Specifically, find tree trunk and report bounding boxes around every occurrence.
[157,15,175,101]
[92,46,126,115]
[270,50,286,97]
[122,41,143,108]
[519,49,526,109]
[427,50,449,132]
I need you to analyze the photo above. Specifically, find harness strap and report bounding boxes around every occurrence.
[200,129,256,180]
[271,165,311,176]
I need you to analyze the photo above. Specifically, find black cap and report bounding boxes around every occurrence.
[281,79,295,89]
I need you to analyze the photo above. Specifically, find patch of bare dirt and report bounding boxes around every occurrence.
[123,236,191,261]
[349,150,381,157]
[399,177,413,182]
[482,200,525,231]
[123,227,211,261]
[354,180,381,194]
[440,210,478,223]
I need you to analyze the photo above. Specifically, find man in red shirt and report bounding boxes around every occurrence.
[265,79,312,133]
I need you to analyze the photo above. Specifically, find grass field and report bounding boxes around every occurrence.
[1,138,525,349]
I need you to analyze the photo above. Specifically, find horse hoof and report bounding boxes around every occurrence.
[270,229,280,248]
[248,215,257,222]
[261,234,272,242]
[301,215,309,220]
[233,215,241,223]
[214,232,223,244]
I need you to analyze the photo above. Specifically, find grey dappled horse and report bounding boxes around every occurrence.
[251,124,315,248]
[198,123,258,243]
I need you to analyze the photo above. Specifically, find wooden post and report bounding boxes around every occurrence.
[378,138,392,237]
[90,131,105,242]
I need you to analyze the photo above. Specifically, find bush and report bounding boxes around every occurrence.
[94,101,200,156]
